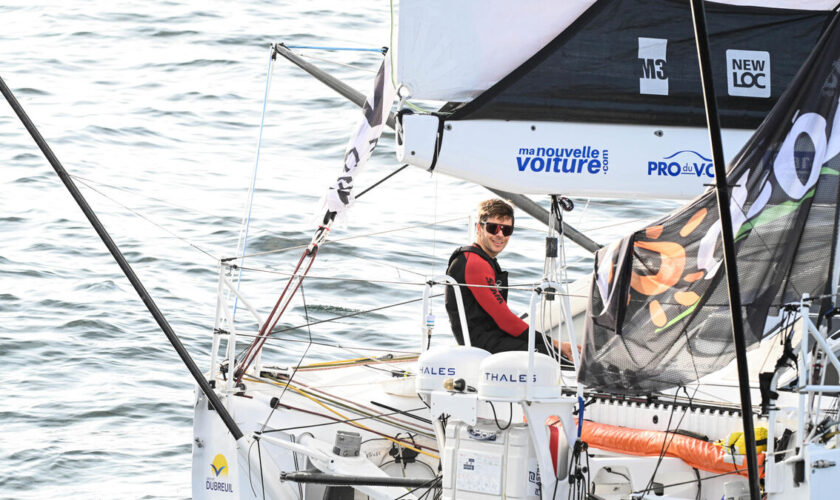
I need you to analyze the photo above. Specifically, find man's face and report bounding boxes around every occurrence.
[476,215,513,258]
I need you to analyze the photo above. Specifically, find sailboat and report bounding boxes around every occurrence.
[5,0,840,499]
[189,1,840,498]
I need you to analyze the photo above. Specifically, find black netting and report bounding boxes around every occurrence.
[580,13,840,394]
[449,0,832,129]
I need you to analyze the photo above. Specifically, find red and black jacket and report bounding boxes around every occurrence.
[445,244,547,354]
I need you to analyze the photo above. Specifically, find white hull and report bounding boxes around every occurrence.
[192,316,840,499]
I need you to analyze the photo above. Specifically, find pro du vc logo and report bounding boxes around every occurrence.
[639,37,668,96]
[726,49,770,98]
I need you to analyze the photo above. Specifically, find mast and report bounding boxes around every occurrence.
[688,2,761,498]
[0,76,245,442]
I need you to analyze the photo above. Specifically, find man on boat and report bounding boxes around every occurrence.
[445,198,575,358]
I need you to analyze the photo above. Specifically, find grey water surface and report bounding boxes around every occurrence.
[0,1,675,497]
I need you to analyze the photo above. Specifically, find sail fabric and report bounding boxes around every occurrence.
[446,0,833,129]
[321,56,396,223]
[580,13,840,394]
[396,0,595,101]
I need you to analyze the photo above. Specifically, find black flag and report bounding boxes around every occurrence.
[581,14,840,394]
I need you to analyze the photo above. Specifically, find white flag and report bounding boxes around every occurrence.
[322,56,396,223]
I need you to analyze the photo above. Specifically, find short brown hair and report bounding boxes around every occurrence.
[478,198,514,224]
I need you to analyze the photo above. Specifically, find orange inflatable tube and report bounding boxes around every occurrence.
[546,417,764,478]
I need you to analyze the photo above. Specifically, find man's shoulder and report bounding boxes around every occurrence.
[452,244,494,260]
[449,245,480,264]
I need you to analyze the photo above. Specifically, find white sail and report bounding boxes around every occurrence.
[395,0,836,199]
[397,0,838,102]
[396,0,596,101]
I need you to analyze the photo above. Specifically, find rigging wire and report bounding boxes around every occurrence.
[258,284,315,433]
[389,0,397,89]
[233,45,277,321]
[356,163,409,198]
[229,215,466,261]
[70,173,241,226]
[72,175,220,262]
[270,398,439,458]
[285,45,385,53]
[298,52,378,73]
[431,174,439,277]
[235,333,419,355]
[262,406,424,433]
[235,240,322,383]
[232,295,432,361]
[234,264,553,291]
[640,385,700,496]
[343,252,428,278]
[74,168,453,284]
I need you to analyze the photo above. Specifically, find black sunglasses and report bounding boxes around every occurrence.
[481,221,514,236]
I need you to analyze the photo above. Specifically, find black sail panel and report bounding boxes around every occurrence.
[580,12,840,394]
[449,0,832,129]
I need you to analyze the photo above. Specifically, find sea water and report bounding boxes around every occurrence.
[0,1,674,497]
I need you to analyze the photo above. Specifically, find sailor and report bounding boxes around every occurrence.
[445,198,575,358]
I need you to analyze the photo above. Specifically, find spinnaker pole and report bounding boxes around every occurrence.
[688,2,761,498]
[0,75,245,442]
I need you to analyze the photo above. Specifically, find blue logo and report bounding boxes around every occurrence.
[517,146,609,175]
[484,371,536,383]
[421,365,456,376]
[647,150,714,178]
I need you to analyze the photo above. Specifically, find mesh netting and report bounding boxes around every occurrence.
[581,15,840,394]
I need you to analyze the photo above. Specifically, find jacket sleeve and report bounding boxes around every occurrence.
[464,252,529,337]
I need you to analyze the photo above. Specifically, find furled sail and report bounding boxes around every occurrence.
[396,0,836,199]
[580,13,840,394]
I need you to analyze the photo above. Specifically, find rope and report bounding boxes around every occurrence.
[251,374,434,437]
[394,476,441,500]
[631,468,753,495]
[640,386,698,496]
[272,395,439,459]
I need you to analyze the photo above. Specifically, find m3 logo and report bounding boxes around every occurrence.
[639,37,668,96]
[727,49,770,98]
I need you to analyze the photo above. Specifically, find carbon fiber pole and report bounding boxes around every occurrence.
[0,75,245,442]
[281,471,438,488]
[688,2,761,498]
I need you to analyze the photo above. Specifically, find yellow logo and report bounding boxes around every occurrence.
[211,454,229,477]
